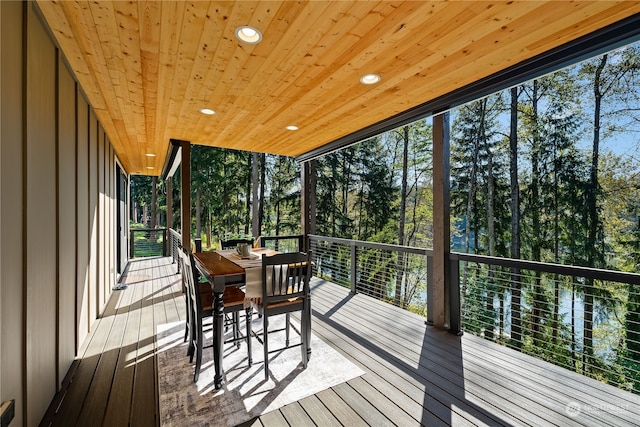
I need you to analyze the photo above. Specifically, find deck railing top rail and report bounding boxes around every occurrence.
[453,251,640,285]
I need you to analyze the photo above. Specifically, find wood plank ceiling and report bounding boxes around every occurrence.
[36,1,640,175]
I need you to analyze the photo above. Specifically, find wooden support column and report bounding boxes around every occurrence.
[432,112,451,329]
[166,176,172,229]
[309,159,317,237]
[251,152,259,238]
[180,141,191,252]
[300,161,311,251]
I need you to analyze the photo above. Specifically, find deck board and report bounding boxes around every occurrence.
[296,394,343,426]
[42,256,640,426]
[102,276,142,427]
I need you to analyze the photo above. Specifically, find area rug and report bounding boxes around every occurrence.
[156,315,365,426]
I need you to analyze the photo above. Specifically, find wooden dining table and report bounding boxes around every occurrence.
[192,247,277,389]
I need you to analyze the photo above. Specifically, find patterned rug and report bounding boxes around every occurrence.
[156,315,365,426]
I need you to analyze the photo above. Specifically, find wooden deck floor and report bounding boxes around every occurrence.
[42,256,640,426]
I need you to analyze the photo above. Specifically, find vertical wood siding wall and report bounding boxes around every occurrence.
[1,3,122,425]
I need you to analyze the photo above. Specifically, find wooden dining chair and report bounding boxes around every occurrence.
[257,251,312,380]
[182,249,253,382]
[178,250,192,347]
[180,248,229,357]
[220,238,254,249]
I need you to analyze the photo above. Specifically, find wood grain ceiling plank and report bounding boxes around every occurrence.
[525,1,640,53]
[311,4,640,154]
[35,1,640,173]
[187,2,282,148]
[35,1,105,110]
[86,1,143,172]
[242,2,441,143]
[156,0,187,164]
[406,1,634,93]
[260,1,583,148]
[178,2,235,122]
[199,1,290,121]
[169,2,217,146]
[187,1,259,146]
[220,1,387,148]
[138,0,162,169]
[55,1,138,170]
[110,1,147,148]
[230,2,337,103]
[207,1,338,147]
[258,1,447,128]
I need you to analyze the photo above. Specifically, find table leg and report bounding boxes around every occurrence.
[305,295,312,361]
[213,278,225,389]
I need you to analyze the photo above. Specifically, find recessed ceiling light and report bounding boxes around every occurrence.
[235,26,262,44]
[286,125,299,131]
[145,153,156,157]
[200,108,216,115]
[146,166,154,169]
[360,73,381,85]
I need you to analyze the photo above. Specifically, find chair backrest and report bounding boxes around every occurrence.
[178,249,192,315]
[261,251,312,306]
[180,249,202,321]
[185,251,207,315]
[220,238,254,250]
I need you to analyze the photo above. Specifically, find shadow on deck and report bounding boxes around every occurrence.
[42,256,640,426]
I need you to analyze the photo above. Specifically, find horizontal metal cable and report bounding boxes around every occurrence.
[461,260,640,393]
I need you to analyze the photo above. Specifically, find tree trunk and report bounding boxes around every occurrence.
[195,188,202,239]
[509,87,523,348]
[395,126,409,308]
[462,116,480,312]
[486,147,496,339]
[584,54,608,373]
[552,145,560,343]
[530,80,544,345]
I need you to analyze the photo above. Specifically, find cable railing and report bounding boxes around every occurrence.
[455,252,640,394]
[160,229,640,394]
[129,228,168,258]
[257,235,303,253]
[308,235,432,316]
[168,228,182,271]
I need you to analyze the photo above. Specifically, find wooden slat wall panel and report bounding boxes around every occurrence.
[0,2,25,425]
[98,125,105,312]
[88,111,98,328]
[2,4,123,424]
[57,56,78,388]
[76,91,90,348]
[106,143,113,296]
[25,4,58,423]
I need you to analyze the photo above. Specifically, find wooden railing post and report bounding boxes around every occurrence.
[449,256,462,335]
[426,253,434,326]
[163,228,168,256]
[350,241,357,294]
